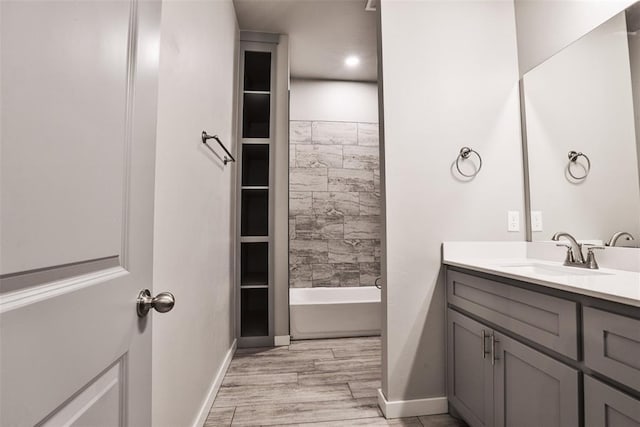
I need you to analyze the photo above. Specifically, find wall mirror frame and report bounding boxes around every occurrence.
[519,1,640,248]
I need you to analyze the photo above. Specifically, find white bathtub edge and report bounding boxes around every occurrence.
[289,287,381,340]
[377,389,448,419]
[289,286,381,305]
[291,299,380,306]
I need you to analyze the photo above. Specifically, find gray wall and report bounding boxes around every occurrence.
[289,120,381,288]
[514,0,636,74]
[378,0,524,403]
[274,36,291,338]
[377,0,640,408]
[290,79,379,123]
[630,9,640,193]
[152,0,239,425]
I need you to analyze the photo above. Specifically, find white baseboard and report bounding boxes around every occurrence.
[274,335,290,346]
[377,388,448,419]
[192,339,237,427]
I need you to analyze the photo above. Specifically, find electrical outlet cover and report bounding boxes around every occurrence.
[508,211,520,232]
[531,211,543,232]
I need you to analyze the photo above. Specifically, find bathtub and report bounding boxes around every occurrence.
[289,287,381,340]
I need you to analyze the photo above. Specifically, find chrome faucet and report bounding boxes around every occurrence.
[551,232,585,263]
[551,232,604,269]
[606,231,635,247]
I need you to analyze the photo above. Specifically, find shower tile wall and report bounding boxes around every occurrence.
[289,120,381,288]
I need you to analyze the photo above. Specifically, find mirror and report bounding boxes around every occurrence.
[522,2,640,247]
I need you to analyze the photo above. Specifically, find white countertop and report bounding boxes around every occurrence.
[443,242,640,308]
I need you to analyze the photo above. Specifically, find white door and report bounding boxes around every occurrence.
[0,1,164,426]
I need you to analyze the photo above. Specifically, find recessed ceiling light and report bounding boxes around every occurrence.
[345,56,360,67]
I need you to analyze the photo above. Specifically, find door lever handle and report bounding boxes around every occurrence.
[137,289,175,317]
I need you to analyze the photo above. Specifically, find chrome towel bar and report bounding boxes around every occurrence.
[202,131,236,165]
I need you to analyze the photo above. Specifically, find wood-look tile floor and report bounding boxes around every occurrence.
[204,337,468,427]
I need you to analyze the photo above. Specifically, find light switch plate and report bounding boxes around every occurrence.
[531,211,543,232]
[508,211,520,232]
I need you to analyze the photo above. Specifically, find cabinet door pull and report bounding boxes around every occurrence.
[481,330,489,359]
[491,333,500,365]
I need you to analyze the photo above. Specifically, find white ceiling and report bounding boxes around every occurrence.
[233,0,378,82]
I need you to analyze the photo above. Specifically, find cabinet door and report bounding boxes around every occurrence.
[493,332,579,427]
[584,307,640,392]
[447,309,494,427]
[585,375,640,427]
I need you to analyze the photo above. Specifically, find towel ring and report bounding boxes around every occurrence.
[567,150,590,180]
[456,147,482,178]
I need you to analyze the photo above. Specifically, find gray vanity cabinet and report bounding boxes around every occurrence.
[446,268,640,427]
[447,309,579,427]
[447,268,579,426]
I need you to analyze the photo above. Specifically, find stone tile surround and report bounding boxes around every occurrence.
[289,120,381,288]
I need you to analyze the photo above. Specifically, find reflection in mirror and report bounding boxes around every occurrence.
[522,2,640,247]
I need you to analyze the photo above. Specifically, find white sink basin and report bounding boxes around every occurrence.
[495,262,613,277]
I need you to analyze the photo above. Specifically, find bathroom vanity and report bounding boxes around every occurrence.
[443,242,640,427]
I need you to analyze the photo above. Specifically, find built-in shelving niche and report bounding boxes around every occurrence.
[237,41,277,347]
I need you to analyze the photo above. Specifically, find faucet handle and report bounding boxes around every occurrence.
[583,244,605,251]
[556,243,575,263]
[584,245,604,269]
